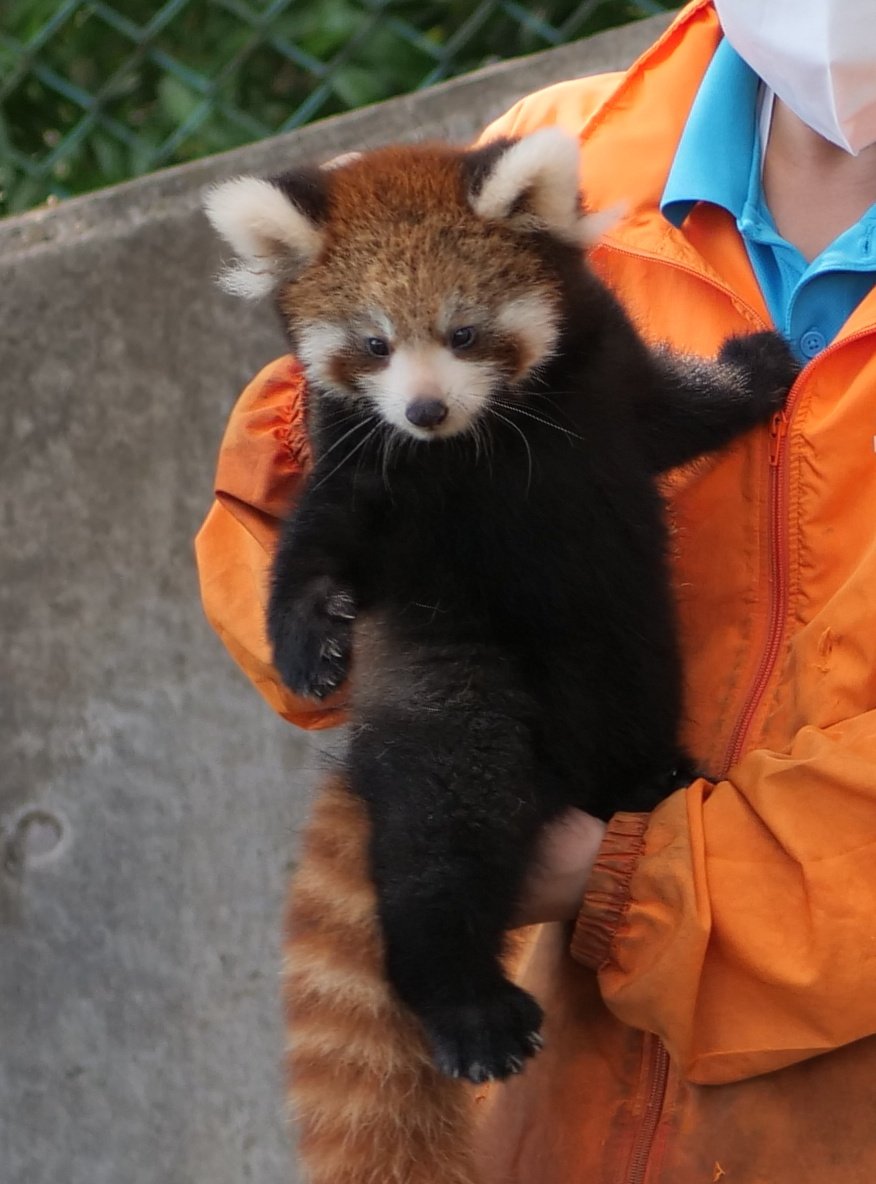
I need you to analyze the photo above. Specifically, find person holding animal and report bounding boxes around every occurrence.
[196,0,876,1180]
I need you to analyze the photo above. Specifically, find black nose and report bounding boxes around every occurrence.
[405,398,448,428]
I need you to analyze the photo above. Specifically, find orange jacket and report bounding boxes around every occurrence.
[196,3,876,1179]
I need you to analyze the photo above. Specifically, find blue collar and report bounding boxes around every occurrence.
[661,38,761,229]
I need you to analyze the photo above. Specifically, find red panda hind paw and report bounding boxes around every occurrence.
[421,982,544,1084]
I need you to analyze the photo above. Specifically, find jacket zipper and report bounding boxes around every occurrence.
[718,407,791,772]
[718,325,874,773]
[624,1034,670,1184]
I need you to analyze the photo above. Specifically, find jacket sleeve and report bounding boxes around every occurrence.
[194,355,346,729]
[572,714,876,1085]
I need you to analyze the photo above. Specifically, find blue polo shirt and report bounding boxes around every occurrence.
[661,38,876,363]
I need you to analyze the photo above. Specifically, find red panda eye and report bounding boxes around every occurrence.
[451,326,476,350]
[366,337,390,358]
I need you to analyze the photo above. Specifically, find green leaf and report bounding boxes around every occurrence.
[329,63,385,108]
[157,74,201,126]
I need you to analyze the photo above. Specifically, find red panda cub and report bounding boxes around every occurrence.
[205,131,796,1183]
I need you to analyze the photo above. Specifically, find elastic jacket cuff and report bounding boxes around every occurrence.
[571,812,649,969]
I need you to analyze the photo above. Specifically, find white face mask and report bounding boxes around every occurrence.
[714,0,876,155]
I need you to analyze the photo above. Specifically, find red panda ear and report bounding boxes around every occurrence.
[465,129,609,247]
[203,169,328,298]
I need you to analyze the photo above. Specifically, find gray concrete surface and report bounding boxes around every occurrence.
[0,13,670,1184]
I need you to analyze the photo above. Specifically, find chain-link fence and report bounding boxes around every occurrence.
[1,0,679,217]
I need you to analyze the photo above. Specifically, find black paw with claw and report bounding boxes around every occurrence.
[718,330,800,416]
[268,578,356,699]
[421,980,545,1084]
[617,754,704,812]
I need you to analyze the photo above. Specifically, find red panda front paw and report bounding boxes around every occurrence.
[717,331,799,417]
[420,981,544,1084]
[268,578,355,699]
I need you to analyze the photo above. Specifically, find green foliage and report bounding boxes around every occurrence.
[0,0,680,217]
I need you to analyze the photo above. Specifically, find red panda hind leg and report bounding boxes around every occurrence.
[283,777,482,1184]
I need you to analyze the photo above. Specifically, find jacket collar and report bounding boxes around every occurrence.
[579,0,876,341]
[578,0,721,225]
[578,1,768,311]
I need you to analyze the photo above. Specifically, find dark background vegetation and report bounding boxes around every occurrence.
[1,0,679,217]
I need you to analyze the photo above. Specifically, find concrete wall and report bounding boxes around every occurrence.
[0,14,670,1184]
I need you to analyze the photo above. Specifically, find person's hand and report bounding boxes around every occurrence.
[513,808,606,926]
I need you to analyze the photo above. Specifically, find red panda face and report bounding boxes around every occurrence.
[291,273,563,441]
[204,131,610,441]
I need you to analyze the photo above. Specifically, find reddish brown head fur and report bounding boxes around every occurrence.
[285,144,551,332]
[205,130,596,438]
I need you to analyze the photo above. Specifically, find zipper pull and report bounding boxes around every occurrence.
[769,410,788,467]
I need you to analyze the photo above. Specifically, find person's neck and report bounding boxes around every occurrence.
[762,97,876,263]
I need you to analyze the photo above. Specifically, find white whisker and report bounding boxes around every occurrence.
[476,416,496,480]
[380,426,405,494]
[515,389,588,434]
[490,409,533,495]
[311,424,381,490]
[315,415,376,468]
[491,400,584,442]
[317,407,367,429]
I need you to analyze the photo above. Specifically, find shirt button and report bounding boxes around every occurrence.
[799,328,827,358]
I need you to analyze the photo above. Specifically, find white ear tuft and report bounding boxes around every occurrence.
[320,150,362,171]
[470,128,594,246]
[202,176,325,299]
